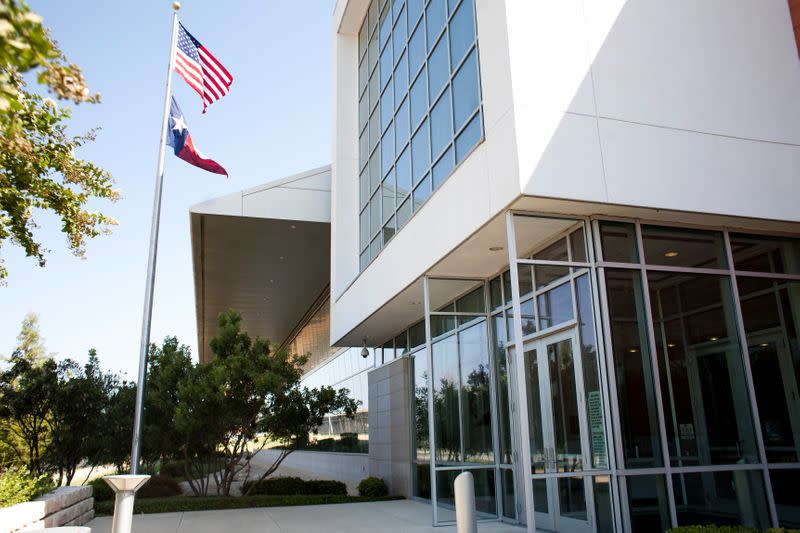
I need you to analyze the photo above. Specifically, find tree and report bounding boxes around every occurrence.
[98,379,135,474]
[173,310,359,496]
[12,312,50,364]
[0,351,57,475]
[48,350,112,485]
[0,0,119,282]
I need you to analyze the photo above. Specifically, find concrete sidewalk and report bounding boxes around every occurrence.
[87,499,526,532]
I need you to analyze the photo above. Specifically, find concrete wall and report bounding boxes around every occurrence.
[252,449,369,496]
[0,486,94,532]
[367,356,413,499]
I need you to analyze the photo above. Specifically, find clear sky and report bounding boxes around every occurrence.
[0,0,335,379]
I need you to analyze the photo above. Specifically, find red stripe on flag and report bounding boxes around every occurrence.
[199,46,232,84]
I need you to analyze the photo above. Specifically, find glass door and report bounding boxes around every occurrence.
[525,329,594,533]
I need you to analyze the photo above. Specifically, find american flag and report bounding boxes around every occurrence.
[174,23,232,112]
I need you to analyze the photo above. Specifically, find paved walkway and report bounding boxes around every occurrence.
[87,499,526,532]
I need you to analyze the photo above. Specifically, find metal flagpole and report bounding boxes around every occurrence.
[129,1,181,475]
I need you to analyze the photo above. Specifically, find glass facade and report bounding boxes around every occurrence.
[358,0,483,271]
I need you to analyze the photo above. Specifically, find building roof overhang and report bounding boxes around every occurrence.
[189,166,331,363]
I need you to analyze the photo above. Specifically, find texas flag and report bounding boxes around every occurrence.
[166,97,227,176]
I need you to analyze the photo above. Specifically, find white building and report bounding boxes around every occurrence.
[191,1,800,531]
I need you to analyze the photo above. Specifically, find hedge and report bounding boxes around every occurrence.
[90,474,181,502]
[94,494,403,516]
[357,477,388,497]
[241,476,346,496]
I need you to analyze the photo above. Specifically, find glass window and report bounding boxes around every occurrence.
[359,207,369,250]
[672,470,771,530]
[359,0,481,271]
[409,320,426,349]
[383,216,396,244]
[395,145,411,202]
[413,350,430,461]
[537,282,574,330]
[369,190,381,237]
[430,88,453,158]
[413,172,432,210]
[436,468,497,522]
[452,48,480,131]
[449,0,475,66]
[738,278,800,463]
[770,468,800,529]
[599,221,638,263]
[641,225,727,269]
[626,475,671,533]
[650,272,759,466]
[605,269,663,468]
[397,196,412,228]
[370,233,382,260]
[432,334,460,463]
[381,170,395,224]
[731,233,800,275]
[570,227,588,262]
[459,321,494,463]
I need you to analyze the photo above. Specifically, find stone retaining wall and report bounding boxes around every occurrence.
[0,486,94,532]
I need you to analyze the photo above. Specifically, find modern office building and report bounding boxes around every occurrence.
[191,0,800,531]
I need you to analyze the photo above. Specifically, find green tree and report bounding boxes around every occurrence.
[99,379,135,474]
[0,351,57,475]
[12,312,50,364]
[0,0,119,282]
[173,310,359,496]
[48,350,113,485]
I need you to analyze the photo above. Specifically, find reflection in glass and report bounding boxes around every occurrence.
[548,339,583,472]
[538,282,574,330]
[535,265,570,290]
[432,334,460,462]
[605,269,663,468]
[626,475,671,533]
[525,346,546,473]
[599,221,638,263]
[459,322,494,463]
[436,469,497,522]
[641,225,727,269]
[672,470,770,530]
[501,468,516,520]
[559,477,587,520]
[413,350,430,462]
[533,478,549,514]
[493,316,512,464]
[738,278,800,463]
[650,272,758,465]
[593,476,614,533]
[730,233,800,275]
[534,237,569,262]
[570,227,588,262]
[770,468,800,529]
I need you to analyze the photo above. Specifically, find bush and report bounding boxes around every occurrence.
[0,468,51,508]
[89,477,114,502]
[357,477,388,497]
[242,476,346,496]
[138,475,182,499]
[159,460,186,479]
[667,524,800,533]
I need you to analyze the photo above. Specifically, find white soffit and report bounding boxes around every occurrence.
[190,166,332,363]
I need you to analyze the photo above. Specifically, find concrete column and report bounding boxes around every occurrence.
[104,475,150,533]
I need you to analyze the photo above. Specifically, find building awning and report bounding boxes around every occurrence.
[190,166,331,363]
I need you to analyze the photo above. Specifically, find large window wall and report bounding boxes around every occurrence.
[357,0,483,271]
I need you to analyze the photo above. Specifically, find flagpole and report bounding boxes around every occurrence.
[130,1,181,475]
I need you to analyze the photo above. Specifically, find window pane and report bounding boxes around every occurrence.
[359,207,369,250]
[369,144,380,191]
[428,34,449,103]
[408,22,426,77]
[492,316,512,464]
[455,110,481,162]
[382,169,395,224]
[626,475,671,532]
[359,167,368,207]
[599,221,638,263]
[380,83,394,131]
[395,96,410,152]
[379,39,393,89]
[738,278,800,463]
[534,265,570,289]
[430,88,453,158]
[359,17,368,60]
[410,67,428,128]
[501,469,516,520]
[731,233,800,275]
[383,215,396,244]
[397,196,412,228]
[369,106,380,150]
[370,233,382,260]
[413,350,430,462]
[538,282,574,330]
[672,470,770,530]
[407,0,424,28]
[379,5,392,50]
[360,249,369,270]
[411,118,430,184]
[449,0,474,66]
[432,334,460,463]
[369,55,379,106]
[559,477,587,521]
[460,321,493,463]
[570,227,588,262]
[436,469,497,522]
[605,269,663,468]
[368,28,379,71]
[409,320,426,349]
[432,145,454,190]
[455,285,485,313]
[426,0,447,51]
[380,125,394,177]
[394,52,409,108]
[413,172,432,210]
[641,225,727,269]
[490,277,502,310]
[770,468,800,529]
[396,145,411,202]
[369,191,381,237]
[534,237,569,261]
[452,49,479,131]
[525,345,547,473]
[392,7,407,63]
[520,298,536,336]
[548,339,583,471]
[650,272,759,465]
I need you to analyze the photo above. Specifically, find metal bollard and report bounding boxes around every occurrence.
[454,471,477,533]
[103,475,150,533]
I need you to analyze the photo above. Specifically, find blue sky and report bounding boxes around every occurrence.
[0,1,335,378]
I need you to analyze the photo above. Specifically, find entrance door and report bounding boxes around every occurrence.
[525,329,594,533]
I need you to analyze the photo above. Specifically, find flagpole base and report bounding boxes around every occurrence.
[104,475,150,533]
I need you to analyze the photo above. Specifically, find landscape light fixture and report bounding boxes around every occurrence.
[664,250,679,258]
[361,337,369,359]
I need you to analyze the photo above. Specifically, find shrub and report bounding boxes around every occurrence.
[89,477,114,502]
[357,476,388,497]
[0,468,51,508]
[242,476,346,496]
[138,475,182,499]
[160,460,186,479]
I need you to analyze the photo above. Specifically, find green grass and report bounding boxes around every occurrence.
[94,494,403,516]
